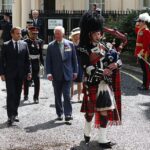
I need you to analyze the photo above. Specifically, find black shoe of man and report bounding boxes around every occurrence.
[24,96,28,101]
[56,116,63,121]
[34,98,39,104]
[84,134,90,144]
[99,142,112,149]
[65,115,73,122]
[7,116,15,126]
[99,142,116,149]
[14,116,19,122]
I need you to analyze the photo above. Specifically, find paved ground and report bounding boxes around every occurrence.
[0,67,150,150]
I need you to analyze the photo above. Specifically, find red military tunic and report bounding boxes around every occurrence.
[134,25,150,57]
[135,25,150,89]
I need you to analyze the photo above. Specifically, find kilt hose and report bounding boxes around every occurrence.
[81,70,122,128]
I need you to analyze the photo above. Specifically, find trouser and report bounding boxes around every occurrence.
[52,80,72,117]
[6,76,23,118]
[138,58,150,89]
[24,70,40,99]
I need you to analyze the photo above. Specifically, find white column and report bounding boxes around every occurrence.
[12,0,21,27]
[84,0,89,10]
[21,0,31,28]
[31,0,40,10]
[0,0,2,10]
[105,0,110,11]
[138,0,142,10]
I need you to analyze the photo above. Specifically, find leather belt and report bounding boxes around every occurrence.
[29,54,40,59]
[136,43,143,47]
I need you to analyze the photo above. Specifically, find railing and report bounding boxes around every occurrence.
[0,9,148,51]
[0,9,12,13]
[1,9,149,16]
[0,10,12,20]
[36,9,148,17]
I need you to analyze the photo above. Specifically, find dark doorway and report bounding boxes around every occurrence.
[44,0,55,11]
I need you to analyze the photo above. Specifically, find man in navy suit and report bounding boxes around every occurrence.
[46,26,78,122]
[31,10,44,39]
[0,27,31,126]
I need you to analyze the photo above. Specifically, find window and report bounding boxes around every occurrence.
[39,0,44,10]
[89,0,105,10]
[0,0,12,11]
[143,0,150,7]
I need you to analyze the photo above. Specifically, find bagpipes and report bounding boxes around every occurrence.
[87,27,128,85]
[103,27,128,52]
[87,42,118,85]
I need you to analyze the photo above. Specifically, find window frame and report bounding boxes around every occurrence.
[89,0,105,10]
[143,0,150,8]
[0,0,12,11]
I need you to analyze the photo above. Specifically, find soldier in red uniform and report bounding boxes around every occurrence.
[135,13,150,90]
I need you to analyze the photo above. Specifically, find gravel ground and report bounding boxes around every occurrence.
[0,70,150,150]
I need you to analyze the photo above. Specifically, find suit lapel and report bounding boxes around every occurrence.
[18,41,22,53]
[63,40,69,60]
[10,40,15,51]
[9,40,18,56]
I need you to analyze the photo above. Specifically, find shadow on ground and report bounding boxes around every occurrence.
[138,102,150,121]
[70,141,105,150]
[25,119,65,133]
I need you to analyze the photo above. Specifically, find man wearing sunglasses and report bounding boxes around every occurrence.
[135,13,150,91]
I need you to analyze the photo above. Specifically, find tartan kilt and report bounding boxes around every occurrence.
[80,84,97,113]
[95,70,122,127]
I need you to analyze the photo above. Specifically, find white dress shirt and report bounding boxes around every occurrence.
[12,39,20,51]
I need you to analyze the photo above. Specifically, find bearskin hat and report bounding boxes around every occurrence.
[79,11,104,48]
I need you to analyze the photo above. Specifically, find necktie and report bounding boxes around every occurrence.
[34,19,37,25]
[15,42,18,53]
[58,42,64,59]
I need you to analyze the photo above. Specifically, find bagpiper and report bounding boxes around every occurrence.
[24,27,44,104]
[78,11,122,149]
[135,12,150,90]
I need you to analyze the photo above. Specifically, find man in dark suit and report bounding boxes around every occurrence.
[0,27,31,126]
[46,26,78,122]
[31,10,44,39]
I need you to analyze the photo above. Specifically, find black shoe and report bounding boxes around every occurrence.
[24,96,28,101]
[34,98,39,104]
[84,134,90,144]
[65,116,73,122]
[14,116,19,122]
[56,116,63,121]
[99,142,113,149]
[7,118,12,126]
[108,142,116,146]
[7,116,15,126]
[137,86,148,91]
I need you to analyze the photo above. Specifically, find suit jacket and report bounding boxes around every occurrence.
[46,39,78,81]
[32,18,44,39]
[0,40,31,79]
